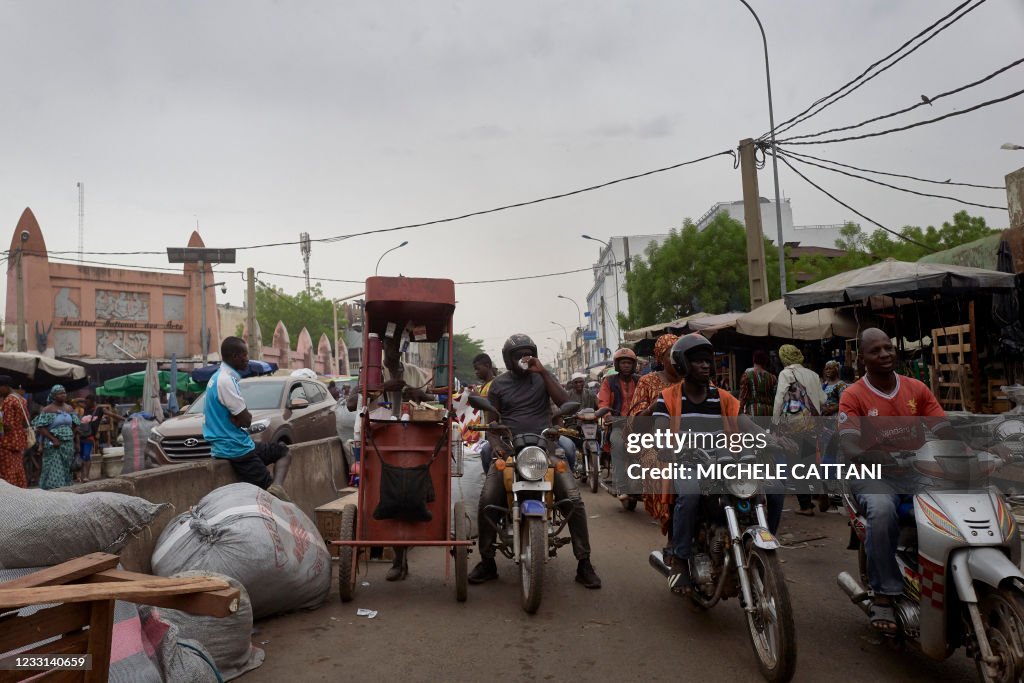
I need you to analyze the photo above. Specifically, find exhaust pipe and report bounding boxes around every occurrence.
[650,550,670,577]
[837,572,871,614]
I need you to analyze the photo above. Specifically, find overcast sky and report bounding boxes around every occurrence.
[2,0,1022,364]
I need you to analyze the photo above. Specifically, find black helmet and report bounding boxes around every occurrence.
[670,334,714,378]
[502,333,538,372]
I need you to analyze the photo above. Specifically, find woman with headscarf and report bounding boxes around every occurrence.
[738,350,777,417]
[624,333,680,532]
[32,385,81,490]
[773,345,827,516]
[0,375,29,487]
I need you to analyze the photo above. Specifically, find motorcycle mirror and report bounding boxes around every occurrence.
[595,407,612,418]
[557,401,581,417]
[468,394,499,418]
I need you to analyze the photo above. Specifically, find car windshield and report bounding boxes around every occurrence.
[187,381,284,413]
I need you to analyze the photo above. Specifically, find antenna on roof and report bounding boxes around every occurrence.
[300,232,312,294]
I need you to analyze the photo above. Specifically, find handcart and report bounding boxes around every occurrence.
[333,276,472,602]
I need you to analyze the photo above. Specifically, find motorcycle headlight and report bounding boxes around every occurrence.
[726,478,759,499]
[149,428,164,444]
[516,446,549,481]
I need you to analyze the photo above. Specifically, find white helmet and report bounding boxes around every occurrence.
[571,372,586,381]
[290,368,317,380]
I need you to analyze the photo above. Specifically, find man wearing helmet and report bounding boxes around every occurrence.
[650,334,783,594]
[598,347,640,498]
[468,334,602,589]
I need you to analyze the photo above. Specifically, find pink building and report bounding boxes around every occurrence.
[5,208,219,360]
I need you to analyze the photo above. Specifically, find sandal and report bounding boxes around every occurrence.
[794,508,815,517]
[869,600,899,635]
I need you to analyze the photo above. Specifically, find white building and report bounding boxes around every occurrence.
[583,234,670,367]
[694,197,850,249]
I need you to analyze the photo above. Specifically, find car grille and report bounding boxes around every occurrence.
[161,436,213,459]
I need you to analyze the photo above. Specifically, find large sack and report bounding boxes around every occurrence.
[151,483,331,619]
[153,571,264,681]
[0,481,170,569]
[0,567,217,683]
[122,416,159,473]
[451,443,485,538]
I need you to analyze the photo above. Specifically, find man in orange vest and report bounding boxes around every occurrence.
[649,334,783,594]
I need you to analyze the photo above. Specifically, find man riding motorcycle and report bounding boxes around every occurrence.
[651,334,784,593]
[567,372,598,410]
[838,327,963,634]
[469,334,602,589]
[599,348,639,498]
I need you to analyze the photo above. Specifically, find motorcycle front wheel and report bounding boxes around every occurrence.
[977,588,1024,683]
[744,546,797,683]
[520,516,546,614]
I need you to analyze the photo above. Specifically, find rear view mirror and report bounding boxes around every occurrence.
[467,395,498,418]
[288,398,310,410]
[557,401,581,417]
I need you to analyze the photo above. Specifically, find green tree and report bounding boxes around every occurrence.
[255,282,343,349]
[451,333,485,386]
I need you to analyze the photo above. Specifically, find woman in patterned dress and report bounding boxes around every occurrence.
[32,384,81,490]
[0,375,29,487]
[738,350,777,417]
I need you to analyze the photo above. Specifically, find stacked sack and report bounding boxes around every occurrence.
[151,483,331,618]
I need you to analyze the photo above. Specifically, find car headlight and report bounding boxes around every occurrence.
[149,428,164,444]
[516,446,549,481]
[248,419,271,434]
[726,478,759,499]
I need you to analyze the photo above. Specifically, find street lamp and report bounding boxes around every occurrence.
[1002,142,1024,151]
[581,234,622,348]
[556,295,582,328]
[738,0,787,296]
[375,241,408,275]
[167,246,237,364]
[549,321,569,345]
[458,325,477,334]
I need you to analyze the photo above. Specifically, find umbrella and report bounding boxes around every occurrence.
[784,258,1017,313]
[735,299,858,340]
[167,353,180,415]
[141,358,163,421]
[0,352,89,392]
[189,360,278,385]
[96,370,199,398]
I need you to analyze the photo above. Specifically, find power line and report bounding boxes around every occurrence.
[779,55,1024,143]
[257,264,611,287]
[772,152,937,252]
[780,86,1024,146]
[41,150,734,257]
[43,253,244,273]
[767,0,988,140]
[778,148,1004,190]
[776,149,1007,210]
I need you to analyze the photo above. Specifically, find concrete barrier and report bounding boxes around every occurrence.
[65,437,348,573]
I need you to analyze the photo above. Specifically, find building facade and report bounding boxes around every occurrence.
[693,197,851,249]
[5,207,219,360]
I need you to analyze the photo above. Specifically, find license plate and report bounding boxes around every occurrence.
[582,425,597,439]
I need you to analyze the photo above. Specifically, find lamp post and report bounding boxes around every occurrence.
[167,246,237,364]
[458,325,477,334]
[581,234,622,348]
[375,241,408,275]
[738,0,787,296]
[556,295,584,370]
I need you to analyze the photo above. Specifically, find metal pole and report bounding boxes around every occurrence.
[246,267,259,359]
[738,0,787,296]
[199,258,207,364]
[332,300,340,374]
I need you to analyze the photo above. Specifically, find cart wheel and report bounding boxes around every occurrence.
[338,504,357,603]
[453,501,469,602]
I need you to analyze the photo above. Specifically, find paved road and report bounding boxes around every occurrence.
[247,492,977,682]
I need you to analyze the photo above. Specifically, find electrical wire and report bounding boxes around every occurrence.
[43,253,244,274]
[780,86,1024,145]
[40,150,734,257]
[778,148,1004,190]
[771,152,937,252]
[779,55,1024,143]
[257,263,619,287]
[766,0,988,140]
[776,149,1008,210]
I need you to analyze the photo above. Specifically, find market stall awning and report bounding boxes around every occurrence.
[735,299,857,340]
[0,352,89,391]
[623,313,710,341]
[916,233,1005,271]
[688,312,744,333]
[784,258,1017,313]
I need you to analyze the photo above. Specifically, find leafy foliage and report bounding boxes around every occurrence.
[255,282,343,350]
[451,333,486,386]
[621,210,999,329]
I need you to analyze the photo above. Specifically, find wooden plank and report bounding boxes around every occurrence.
[970,300,982,414]
[316,493,358,512]
[34,670,82,683]
[0,555,119,590]
[22,630,90,657]
[0,603,89,654]
[84,601,113,683]
[80,570,239,617]
[0,577,230,610]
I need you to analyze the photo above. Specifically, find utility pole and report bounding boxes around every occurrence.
[332,300,339,374]
[246,267,260,359]
[15,241,26,352]
[199,259,208,363]
[739,138,770,309]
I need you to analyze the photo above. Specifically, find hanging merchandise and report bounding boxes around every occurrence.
[434,333,450,390]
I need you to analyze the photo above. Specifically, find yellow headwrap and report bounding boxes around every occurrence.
[778,345,804,367]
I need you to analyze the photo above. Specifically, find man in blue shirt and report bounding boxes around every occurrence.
[204,337,291,501]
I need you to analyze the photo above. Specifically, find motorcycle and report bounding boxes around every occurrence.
[598,413,641,511]
[837,441,1024,682]
[562,407,608,494]
[649,447,797,683]
[468,397,581,614]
